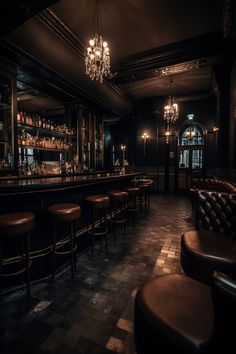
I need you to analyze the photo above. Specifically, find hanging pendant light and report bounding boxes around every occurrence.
[85,0,110,83]
[163,77,179,123]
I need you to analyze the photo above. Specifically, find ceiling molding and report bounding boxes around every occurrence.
[0,0,59,36]
[1,38,118,115]
[37,9,84,57]
[111,31,233,84]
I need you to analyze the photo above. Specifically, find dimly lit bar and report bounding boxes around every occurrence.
[0,1,236,353]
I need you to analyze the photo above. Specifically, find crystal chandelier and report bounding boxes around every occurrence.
[164,96,179,123]
[85,0,110,83]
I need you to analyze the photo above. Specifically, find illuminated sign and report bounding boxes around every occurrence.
[187,114,194,120]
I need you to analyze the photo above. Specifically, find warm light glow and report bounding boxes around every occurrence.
[85,33,110,83]
[142,132,149,139]
[121,144,126,150]
[186,127,195,140]
[213,126,219,132]
[164,96,179,123]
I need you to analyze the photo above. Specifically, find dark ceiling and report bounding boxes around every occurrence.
[1,0,236,116]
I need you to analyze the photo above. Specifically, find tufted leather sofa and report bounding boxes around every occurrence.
[181,190,236,284]
[134,272,236,354]
[189,177,236,213]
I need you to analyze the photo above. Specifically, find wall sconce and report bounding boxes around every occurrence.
[142,132,149,155]
[213,126,219,132]
[121,144,126,165]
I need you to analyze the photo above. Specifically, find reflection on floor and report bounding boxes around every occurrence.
[0,194,193,354]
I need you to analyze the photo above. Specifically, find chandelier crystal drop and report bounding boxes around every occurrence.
[85,33,110,83]
[164,96,179,124]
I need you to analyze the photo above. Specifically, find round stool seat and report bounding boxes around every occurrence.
[0,212,35,237]
[137,183,151,191]
[125,186,140,196]
[107,190,129,203]
[48,203,81,223]
[85,195,109,209]
[135,274,213,353]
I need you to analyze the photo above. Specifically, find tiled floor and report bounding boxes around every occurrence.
[0,194,193,354]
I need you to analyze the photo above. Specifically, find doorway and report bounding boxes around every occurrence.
[177,123,204,190]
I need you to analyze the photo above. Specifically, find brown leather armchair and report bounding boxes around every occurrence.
[181,190,236,284]
[134,272,236,354]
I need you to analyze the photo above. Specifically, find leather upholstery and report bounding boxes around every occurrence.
[107,190,129,202]
[135,274,213,353]
[181,190,236,284]
[85,194,109,209]
[137,184,151,191]
[181,230,236,280]
[134,272,236,354]
[125,186,140,196]
[189,178,236,205]
[48,203,81,222]
[0,212,35,237]
[195,191,236,236]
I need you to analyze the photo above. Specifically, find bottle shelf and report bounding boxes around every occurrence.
[18,144,69,152]
[17,123,76,137]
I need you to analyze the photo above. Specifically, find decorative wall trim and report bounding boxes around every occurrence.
[223,0,236,38]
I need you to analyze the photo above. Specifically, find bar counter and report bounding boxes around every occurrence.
[0,172,143,291]
[0,172,142,195]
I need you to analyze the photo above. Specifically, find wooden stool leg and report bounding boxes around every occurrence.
[104,208,108,255]
[0,240,3,293]
[69,221,75,279]
[91,209,95,256]
[52,224,56,282]
[73,220,77,272]
[25,232,31,295]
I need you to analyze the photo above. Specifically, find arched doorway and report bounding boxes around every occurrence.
[177,122,204,190]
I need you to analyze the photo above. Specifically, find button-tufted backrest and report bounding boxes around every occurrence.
[195,190,236,237]
[191,178,225,191]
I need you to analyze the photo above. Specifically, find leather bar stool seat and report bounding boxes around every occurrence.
[181,230,236,284]
[107,190,129,203]
[134,274,213,354]
[85,195,109,209]
[125,186,140,196]
[85,195,109,255]
[48,203,81,280]
[48,203,81,223]
[0,212,35,294]
[107,190,129,241]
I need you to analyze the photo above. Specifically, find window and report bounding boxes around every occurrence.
[178,124,203,146]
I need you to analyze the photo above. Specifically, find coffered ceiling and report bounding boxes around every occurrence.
[1,0,236,116]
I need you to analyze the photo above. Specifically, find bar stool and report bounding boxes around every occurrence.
[0,212,35,294]
[47,203,81,281]
[85,195,109,256]
[124,186,140,225]
[107,190,129,242]
[137,181,153,213]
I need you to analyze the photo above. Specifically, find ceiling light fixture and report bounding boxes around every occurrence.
[164,96,179,124]
[85,0,110,83]
[163,78,179,124]
[156,60,205,78]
